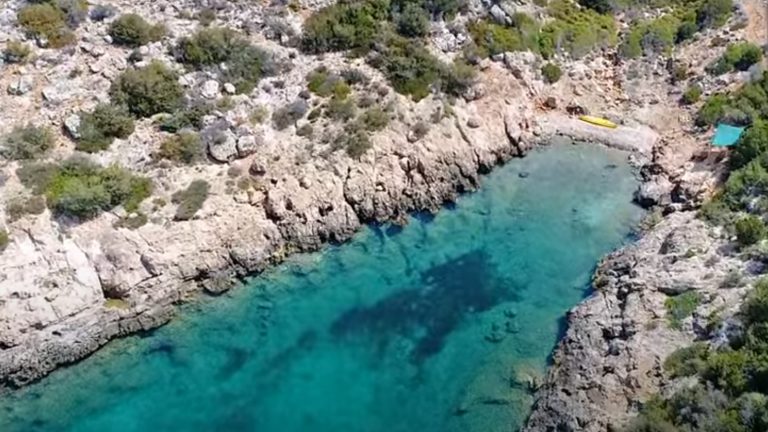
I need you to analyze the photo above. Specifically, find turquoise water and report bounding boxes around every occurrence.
[0,143,644,432]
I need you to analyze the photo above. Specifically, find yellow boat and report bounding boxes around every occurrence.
[578,115,617,129]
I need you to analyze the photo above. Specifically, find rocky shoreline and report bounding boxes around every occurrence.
[0,0,764,429]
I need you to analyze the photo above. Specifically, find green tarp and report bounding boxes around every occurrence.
[712,124,746,147]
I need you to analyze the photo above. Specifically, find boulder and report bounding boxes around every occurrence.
[201,80,220,99]
[63,114,82,139]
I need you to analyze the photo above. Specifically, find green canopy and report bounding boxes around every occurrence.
[712,124,746,147]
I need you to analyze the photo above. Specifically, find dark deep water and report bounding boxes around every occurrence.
[0,143,645,432]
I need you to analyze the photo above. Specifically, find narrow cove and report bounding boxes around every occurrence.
[0,142,645,432]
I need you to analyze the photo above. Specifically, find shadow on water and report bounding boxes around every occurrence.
[330,249,521,366]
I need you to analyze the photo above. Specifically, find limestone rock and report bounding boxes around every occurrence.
[201,80,220,99]
[63,114,81,139]
[7,76,33,95]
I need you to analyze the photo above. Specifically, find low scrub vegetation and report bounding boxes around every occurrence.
[153,131,204,164]
[108,13,166,47]
[17,2,76,48]
[14,157,152,219]
[627,277,768,432]
[6,195,46,222]
[1,124,54,160]
[3,40,32,63]
[76,104,135,153]
[172,179,210,220]
[109,61,184,118]
[707,42,764,75]
[174,27,275,94]
[541,63,562,83]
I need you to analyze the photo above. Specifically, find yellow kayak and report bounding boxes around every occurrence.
[578,115,617,129]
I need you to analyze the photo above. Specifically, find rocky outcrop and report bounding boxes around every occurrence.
[523,212,755,431]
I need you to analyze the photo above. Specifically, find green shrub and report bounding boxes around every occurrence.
[17,3,75,48]
[109,60,184,118]
[76,104,135,153]
[539,0,617,59]
[620,15,680,59]
[341,127,373,158]
[664,343,710,378]
[735,215,766,246]
[16,162,59,195]
[157,103,212,132]
[696,93,729,126]
[0,229,8,252]
[1,124,54,160]
[45,158,152,218]
[682,84,702,105]
[3,40,32,63]
[743,278,768,326]
[108,13,166,47]
[541,63,562,83]
[467,19,538,57]
[172,179,210,220]
[154,132,204,164]
[306,68,351,98]
[664,291,701,329]
[708,42,764,75]
[359,106,390,131]
[696,0,733,29]
[367,33,444,101]
[730,120,768,169]
[325,96,357,121]
[675,20,698,43]
[174,27,273,93]
[6,195,46,222]
[300,0,389,54]
[395,3,429,37]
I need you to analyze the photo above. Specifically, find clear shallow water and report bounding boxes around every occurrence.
[0,143,644,432]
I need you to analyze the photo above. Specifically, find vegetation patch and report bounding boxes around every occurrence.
[174,27,275,94]
[541,63,562,83]
[681,84,702,105]
[17,2,75,48]
[3,40,32,63]
[1,124,54,160]
[109,60,184,118]
[664,291,701,329]
[157,103,212,133]
[30,157,152,219]
[108,13,166,47]
[707,42,763,75]
[172,179,210,220]
[628,277,768,431]
[76,104,135,153]
[467,14,540,58]
[153,132,204,164]
[6,195,46,222]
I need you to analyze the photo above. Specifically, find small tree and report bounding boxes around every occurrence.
[730,120,768,169]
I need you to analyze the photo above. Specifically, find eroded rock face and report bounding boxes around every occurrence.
[523,212,750,432]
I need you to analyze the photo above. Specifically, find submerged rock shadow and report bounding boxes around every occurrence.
[329,249,522,367]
